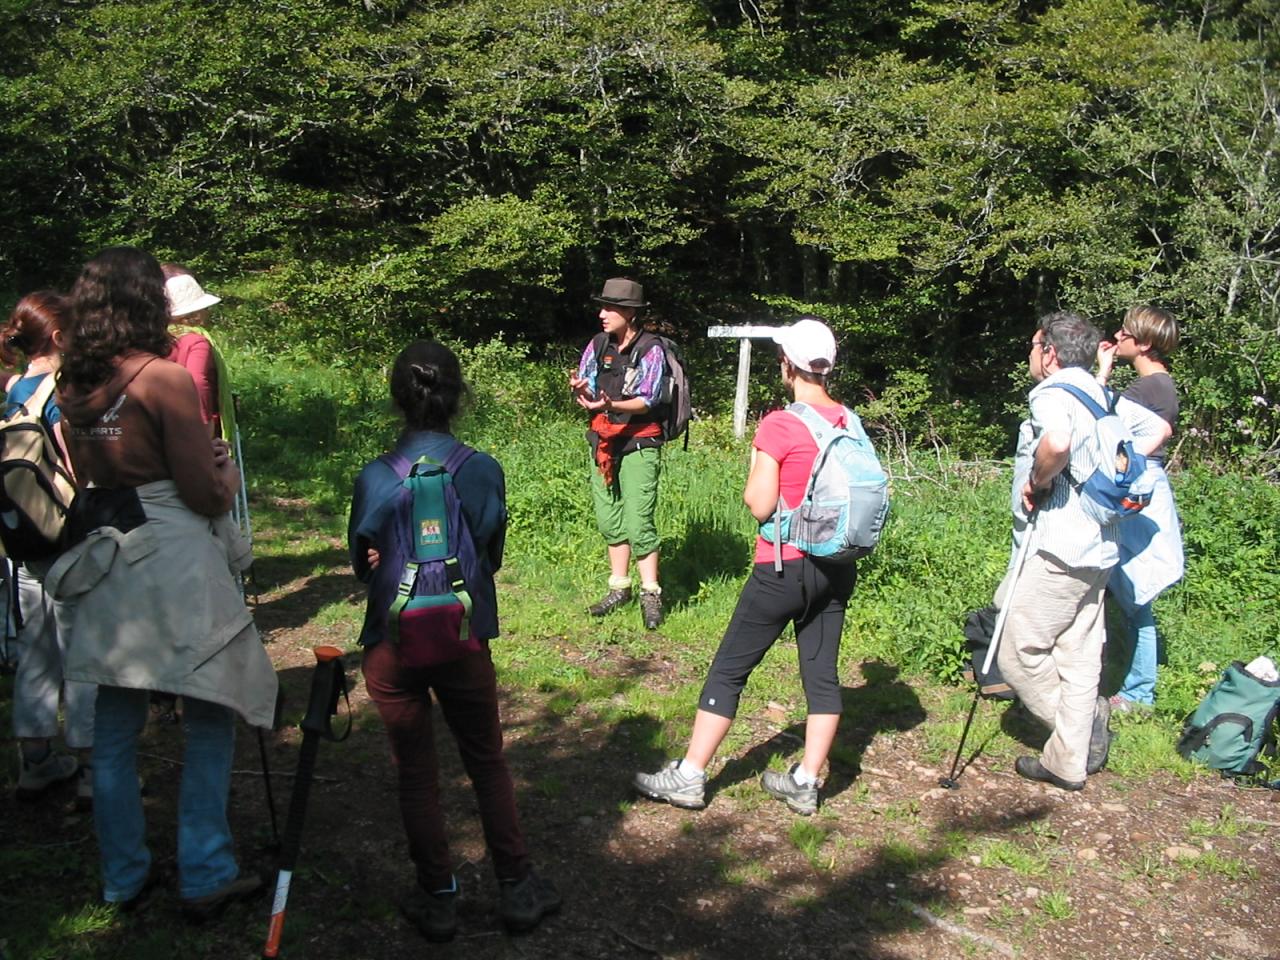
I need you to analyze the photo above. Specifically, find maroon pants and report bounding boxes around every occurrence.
[362,641,530,891]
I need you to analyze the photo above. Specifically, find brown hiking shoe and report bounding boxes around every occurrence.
[588,587,632,617]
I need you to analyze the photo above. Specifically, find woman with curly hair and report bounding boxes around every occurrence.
[49,247,276,920]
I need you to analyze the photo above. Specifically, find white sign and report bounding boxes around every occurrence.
[706,325,784,438]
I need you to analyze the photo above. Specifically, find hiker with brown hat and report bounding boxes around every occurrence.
[569,278,668,630]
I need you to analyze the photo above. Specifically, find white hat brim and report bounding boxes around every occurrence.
[169,292,221,317]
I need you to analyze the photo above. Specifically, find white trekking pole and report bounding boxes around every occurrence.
[234,422,253,547]
[982,509,1039,676]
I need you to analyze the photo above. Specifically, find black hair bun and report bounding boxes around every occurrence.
[410,363,438,389]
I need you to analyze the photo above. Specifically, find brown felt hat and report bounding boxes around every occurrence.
[591,277,648,309]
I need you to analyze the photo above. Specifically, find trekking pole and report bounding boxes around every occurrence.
[980,510,1038,677]
[262,646,351,959]
[257,730,281,850]
[255,686,288,852]
[939,691,981,790]
[939,510,1038,790]
[231,407,260,605]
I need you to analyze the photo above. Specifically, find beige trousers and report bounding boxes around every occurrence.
[998,551,1109,782]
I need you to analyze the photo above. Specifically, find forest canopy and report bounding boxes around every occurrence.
[1,0,1277,461]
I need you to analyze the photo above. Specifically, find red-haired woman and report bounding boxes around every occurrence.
[2,292,94,807]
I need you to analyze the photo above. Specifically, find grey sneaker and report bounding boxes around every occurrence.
[499,869,561,934]
[761,763,819,816]
[588,588,632,617]
[16,748,79,800]
[640,589,664,630]
[1086,695,1112,775]
[634,760,706,809]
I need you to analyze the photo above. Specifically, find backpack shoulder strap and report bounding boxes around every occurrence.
[4,372,59,425]
[1047,382,1109,420]
[785,402,845,442]
[442,442,476,477]
[378,451,413,479]
[840,405,872,441]
[627,331,661,368]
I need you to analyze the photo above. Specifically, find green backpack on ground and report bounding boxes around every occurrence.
[1177,661,1280,777]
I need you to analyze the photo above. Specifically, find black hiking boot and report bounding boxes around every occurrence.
[588,587,632,617]
[1086,695,1112,775]
[499,869,561,934]
[401,881,458,943]
[640,589,664,630]
[1014,756,1084,792]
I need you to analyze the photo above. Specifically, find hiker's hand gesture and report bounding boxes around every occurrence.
[367,547,380,570]
[577,390,611,412]
[568,372,592,399]
[1096,340,1117,384]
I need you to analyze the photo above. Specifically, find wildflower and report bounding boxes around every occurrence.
[1253,395,1269,407]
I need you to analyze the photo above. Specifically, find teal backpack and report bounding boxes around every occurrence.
[1177,661,1280,777]
[759,403,890,573]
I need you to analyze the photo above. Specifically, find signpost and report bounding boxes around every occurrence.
[706,324,781,438]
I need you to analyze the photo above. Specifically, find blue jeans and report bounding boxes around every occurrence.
[1110,575,1158,705]
[94,686,240,901]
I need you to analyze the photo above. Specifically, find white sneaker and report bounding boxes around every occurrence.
[16,748,79,800]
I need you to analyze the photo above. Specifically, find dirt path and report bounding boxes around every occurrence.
[4,548,1278,960]
[245,555,1280,960]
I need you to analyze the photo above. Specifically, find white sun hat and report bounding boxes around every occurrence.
[165,274,221,318]
[772,317,837,374]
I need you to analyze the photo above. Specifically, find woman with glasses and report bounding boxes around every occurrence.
[1095,306,1184,712]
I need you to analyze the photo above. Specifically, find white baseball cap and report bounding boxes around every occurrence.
[165,274,221,318]
[772,318,836,374]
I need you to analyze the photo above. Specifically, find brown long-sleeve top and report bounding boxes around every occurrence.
[57,350,236,517]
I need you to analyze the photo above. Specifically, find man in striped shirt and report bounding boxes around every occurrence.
[998,313,1171,791]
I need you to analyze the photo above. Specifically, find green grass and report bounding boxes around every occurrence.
[788,820,831,870]
[975,839,1052,877]
[1186,804,1246,839]
[11,346,1278,958]
[1036,889,1075,921]
[1192,851,1256,881]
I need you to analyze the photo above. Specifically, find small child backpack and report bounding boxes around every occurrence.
[0,373,76,562]
[1048,383,1159,527]
[1177,661,1280,777]
[760,403,890,571]
[373,445,490,668]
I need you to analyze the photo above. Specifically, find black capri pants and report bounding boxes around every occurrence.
[698,556,857,719]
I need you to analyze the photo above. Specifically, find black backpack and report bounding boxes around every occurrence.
[961,605,1015,700]
[592,331,692,445]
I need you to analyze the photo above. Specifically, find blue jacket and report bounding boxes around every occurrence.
[348,430,507,646]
